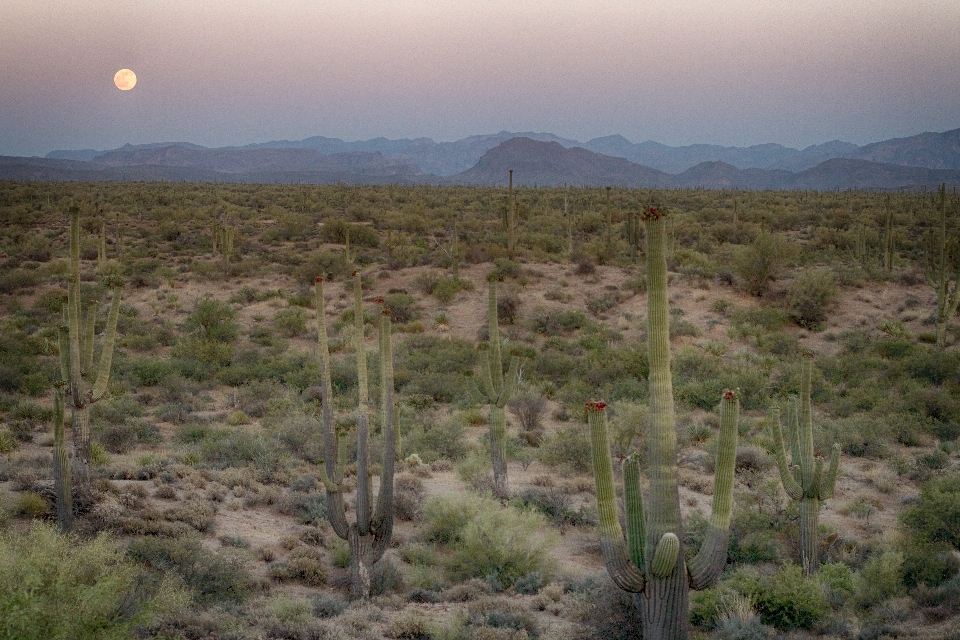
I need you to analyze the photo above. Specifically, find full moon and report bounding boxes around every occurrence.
[114,69,137,91]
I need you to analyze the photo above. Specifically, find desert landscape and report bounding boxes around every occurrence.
[1,180,960,639]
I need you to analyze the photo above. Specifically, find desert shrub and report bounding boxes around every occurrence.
[274,307,308,337]
[129,356,177,386]
[511,487,591,529]
[184,295,238,343]
[433,277,468,305]
[15,492,49,517]
[312,591,349,618]
[508,392,548,432]
[734,231,797,296]
[0,523,182,639]
[787,268,839,329]
[461,595,541,638]
[900,472,960,549]
[404,415,469,463]
[729,564,830,630]
[538,425,592,473]
[271,546,327,586]
[570,572,644,640]
[394,473,426,521]
[852,550,906,609]
[394,334,475,403]
[384,292,420,324]
[128,535,251,605]
[440,495,558,588]
[277,491,327,524]
[371,557,405,596]
[320,218,379,247]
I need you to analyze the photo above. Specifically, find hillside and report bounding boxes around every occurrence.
[1,182,960,639]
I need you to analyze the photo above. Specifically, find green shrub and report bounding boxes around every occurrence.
[852,550,905,609]
[184,296,238,343]
[788,268,839,329]
[273,307,308,338]
[0,523,183,639]
[443,497,557,588]
[128,536,251,605]
[538,425,592,473]
[734,232,796,296]
[729,565,830,630]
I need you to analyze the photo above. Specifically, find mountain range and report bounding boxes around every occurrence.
[1,127,958,190]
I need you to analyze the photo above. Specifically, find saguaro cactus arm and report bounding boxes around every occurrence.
[91,288,122,402]
[587,402,646,592]
[819,443,842,500]
[770,408,804,501]
[688,390,740,589]
[314,277,349,538]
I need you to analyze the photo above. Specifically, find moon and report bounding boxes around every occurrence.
[114,69,137,91]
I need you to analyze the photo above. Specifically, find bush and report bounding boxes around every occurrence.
[901,471,960,549]
[0,523,182,639]
[731,565,830,630]
[184,296,238,343]
[440,495,558,588]
[787,268,839,329]
[852,550,905,609]
[273,307,308,337]
[538,425,592,473]
[734,232,796,296]
[128,536,251,605]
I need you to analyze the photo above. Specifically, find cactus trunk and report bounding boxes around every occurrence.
[587,206,740,639]
[472,279,519,500]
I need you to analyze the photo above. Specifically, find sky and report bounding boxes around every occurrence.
[2,0,959,157]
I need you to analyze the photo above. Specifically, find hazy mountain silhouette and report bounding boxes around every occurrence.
[450,138,960,190]
[9,126,960,189]
[41,127,960,177]
[449,137,671,187]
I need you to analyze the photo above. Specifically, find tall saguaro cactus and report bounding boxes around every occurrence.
[315,272,395,599]
[770,354,841,575]
[587,208,740,640]
[61,206,122,477]
[472,278,519,500]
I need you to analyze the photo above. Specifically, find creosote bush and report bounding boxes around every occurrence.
[423,493,558,588]
[0,523,187,639]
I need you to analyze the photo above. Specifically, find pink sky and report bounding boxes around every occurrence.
[2,0,959,156]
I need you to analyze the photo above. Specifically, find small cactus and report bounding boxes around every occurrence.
[770,354,841,575]
[470,278,519,500]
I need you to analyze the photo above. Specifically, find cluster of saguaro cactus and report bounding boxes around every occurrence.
[212,217,236,273]
[315,272,395,599]
[470,278,519,500]
[770,354,841,575]
[60,206,122,481]
[924,184,960,348]
[588,207,740,640]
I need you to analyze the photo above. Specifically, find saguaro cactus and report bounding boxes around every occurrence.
[471,278,519,500]
[770,354,840,575]
[587,208,740,640]
[315,272,395,599]
[924,184,960,348]
[61,206,122,477]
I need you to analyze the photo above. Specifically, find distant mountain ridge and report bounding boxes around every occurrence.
[42,127,960,176]
[3,127,958,190]
[448,137,960,191]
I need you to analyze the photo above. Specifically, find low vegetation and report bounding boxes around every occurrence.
[0,180,959,638]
